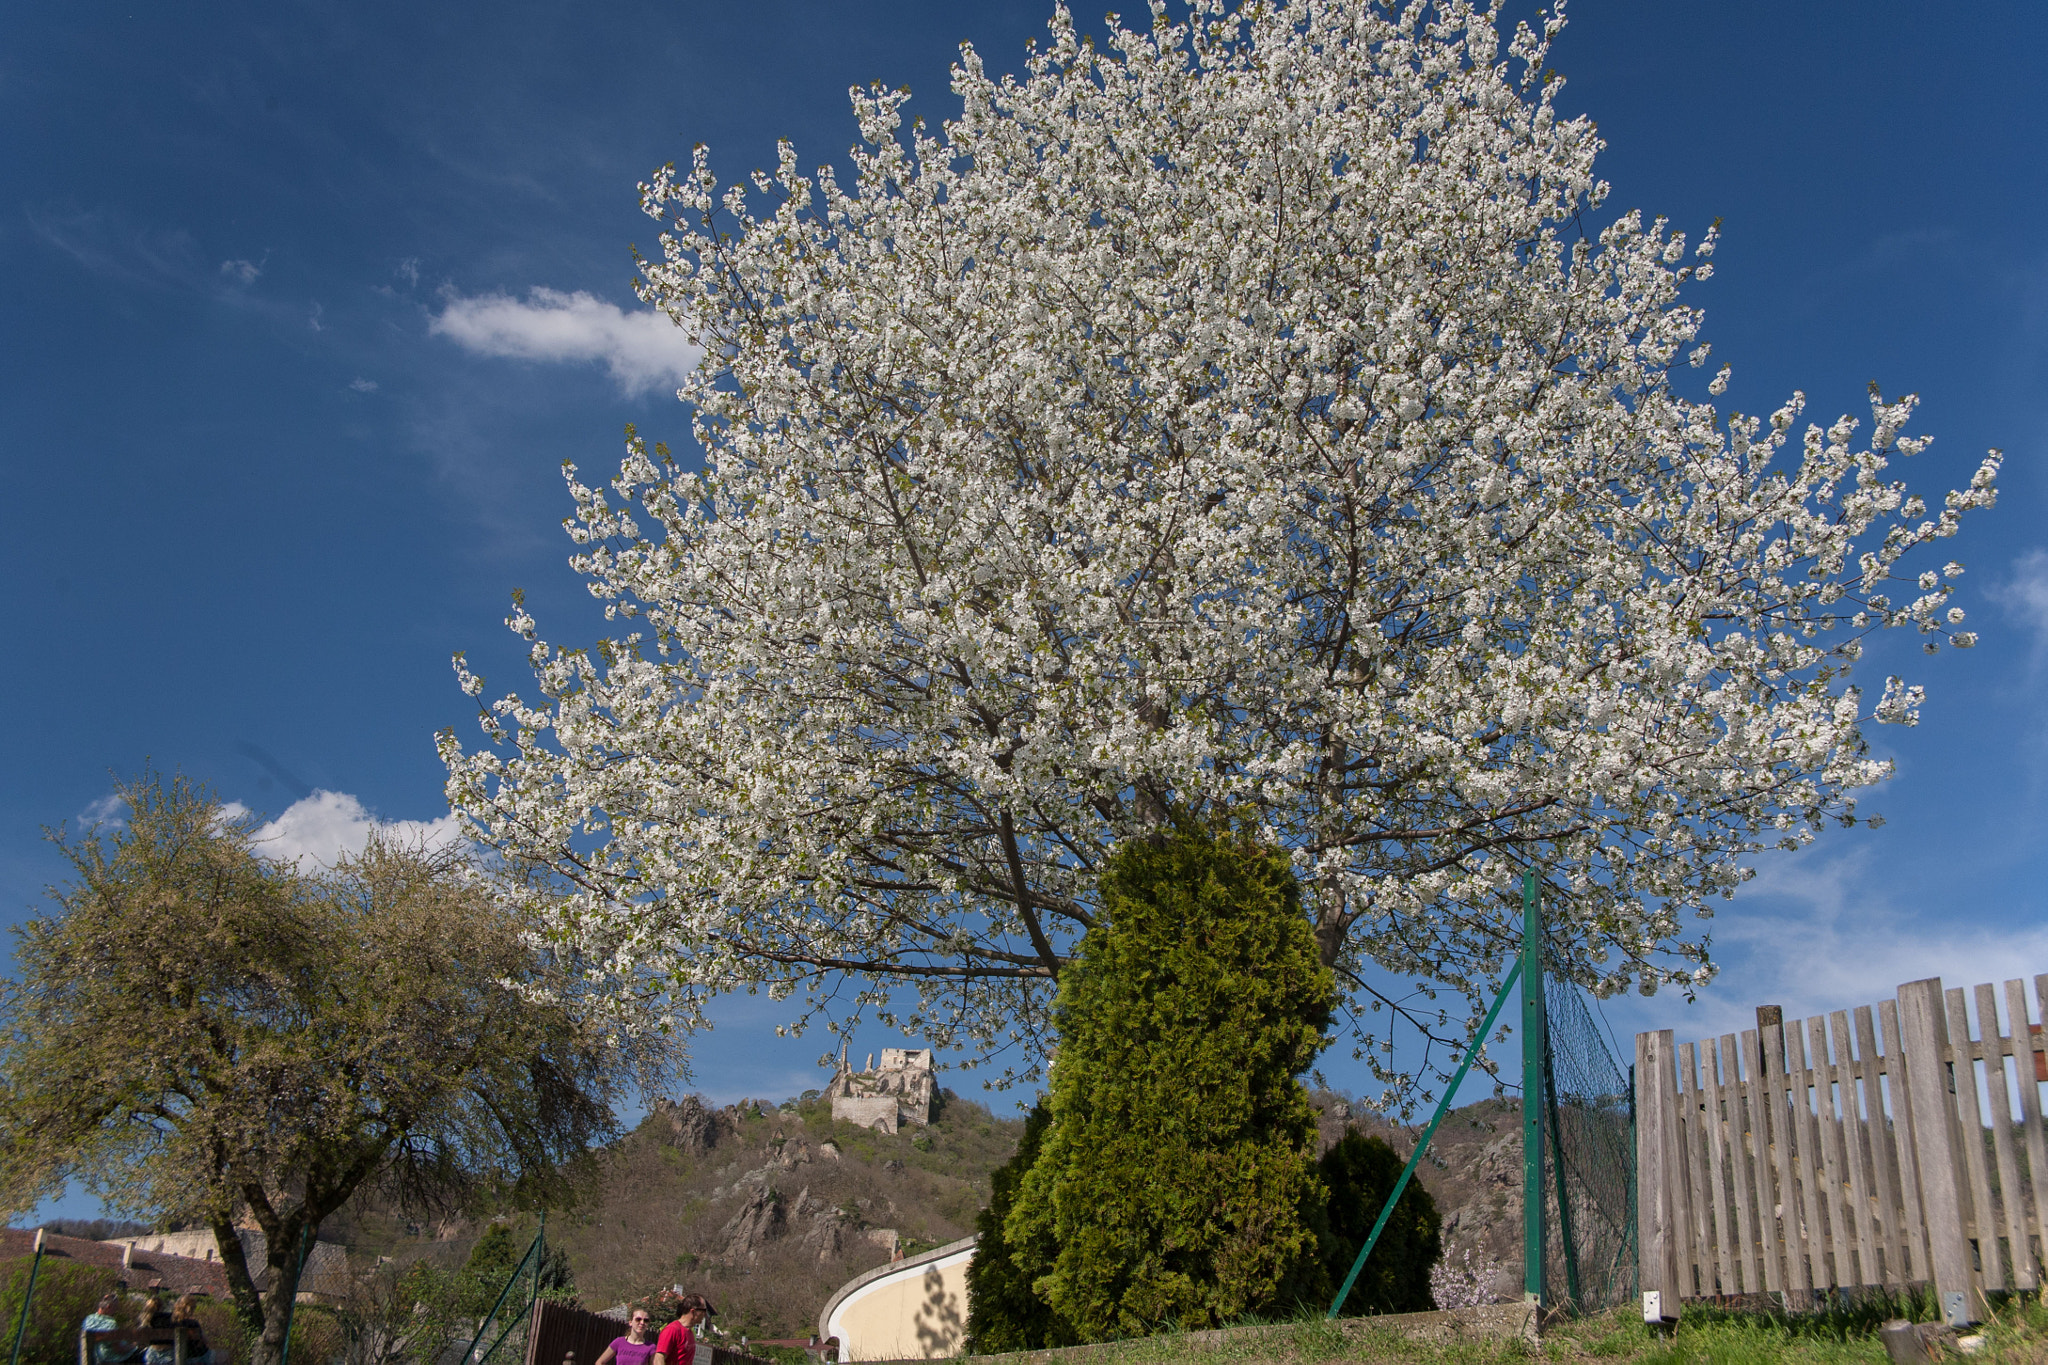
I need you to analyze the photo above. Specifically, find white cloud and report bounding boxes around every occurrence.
[396,257,420,288]
[220,258,261,285]
[430,287,702,396]
[251,790,463,868]
[1991,547,2048,649]
[349,377,379,393]
[78,794,126,828]
[1632,847,2048,1045]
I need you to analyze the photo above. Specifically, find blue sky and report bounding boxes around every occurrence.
[4,1,2046,1219]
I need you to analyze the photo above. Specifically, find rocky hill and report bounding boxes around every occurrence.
[323,1088,1547,1342]
[547,1089,1027,1341]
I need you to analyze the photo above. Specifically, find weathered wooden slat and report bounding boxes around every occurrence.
[1831,1010,1882,1286]
[1721,1033,1764,1294]
[1976,982,2032,1290]
[1855,1005,1905,1288]
[1880,999,1932,1285]
[1701,1036,1741,1293]
[1765,1019,1814,1302]
[1737,1027,1783,1293]
[1678,1041,1719,1292]
[1809,1015,1855,1288]
[1637,1029,1684,1315]
[1791,1020,1834,1291]
[1899,978,1984,1323]
[2010,978,2048,1285]
[1945,986,2004,1292]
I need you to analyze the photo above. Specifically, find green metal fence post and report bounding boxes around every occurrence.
[1522,870,1545,1311]
[277,1224,312,1365]
[9,1229,46,1365]
[1326,958,1525,1319]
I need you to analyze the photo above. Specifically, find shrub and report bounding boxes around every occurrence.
[1311,1132,1441,1316]
[1005,827,1335,1339]
[0,1255,118,1365]
[964,1104,1073,1353]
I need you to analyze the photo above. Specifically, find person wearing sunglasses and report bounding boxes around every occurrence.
[654,1294,714,1365]
[597,1307,661,1365]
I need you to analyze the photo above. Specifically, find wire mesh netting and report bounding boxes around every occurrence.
[1539,965,1638,1315]
[458,1233,543,1365]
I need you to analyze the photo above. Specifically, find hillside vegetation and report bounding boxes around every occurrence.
[550,1089,1027,1339]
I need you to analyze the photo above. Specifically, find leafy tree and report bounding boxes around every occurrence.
[1004,829,1334,1338]
[0,773,678,1365]
[963,1103,1073,1353]
[442,0,1999,1094]
[460,1225,521,1316]
[1311,1132,1441,1317]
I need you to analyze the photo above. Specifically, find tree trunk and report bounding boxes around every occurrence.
[210,1217,269,1346]
[246,1234,309,1365]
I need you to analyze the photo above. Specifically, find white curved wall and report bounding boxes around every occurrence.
[823,1239,975,1361]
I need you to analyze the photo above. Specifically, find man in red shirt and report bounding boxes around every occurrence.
[655,1294,715,1365]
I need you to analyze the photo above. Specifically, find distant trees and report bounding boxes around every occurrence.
[0,772,679,1365]
[999,829,1334,1337]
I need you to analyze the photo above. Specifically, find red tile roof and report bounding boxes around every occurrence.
[0,1229,231,1298]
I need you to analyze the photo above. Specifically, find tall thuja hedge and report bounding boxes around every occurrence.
[1312,1132,1441,1316]
[1005,828,1336,1339]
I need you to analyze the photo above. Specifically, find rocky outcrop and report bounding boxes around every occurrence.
[719,1185,786,1263]
[654,1094,725,1154]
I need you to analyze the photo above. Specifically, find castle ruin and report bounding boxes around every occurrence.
[826,1044,935,1134]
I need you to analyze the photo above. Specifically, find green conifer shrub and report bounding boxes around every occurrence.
[963,1104,1075,1353]
[1311,1131,1442,1316]
[1005,827,1336,1339]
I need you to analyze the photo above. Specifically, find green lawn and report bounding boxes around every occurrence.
[970,1293,2048,1365]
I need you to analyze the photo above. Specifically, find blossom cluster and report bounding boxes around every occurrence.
[440,0,1997,1092]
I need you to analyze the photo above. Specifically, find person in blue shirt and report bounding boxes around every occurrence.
[81,1292,136,1364]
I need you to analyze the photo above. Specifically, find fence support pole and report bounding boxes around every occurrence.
[1326,958,1525,1318]
[1896,977,1982,1327]
[1522,871,1545,1310]
[275,1223,313,1365]
[1635,1030,1681,1323]
[464,1229,543,1365]
[9,1229,45,1365]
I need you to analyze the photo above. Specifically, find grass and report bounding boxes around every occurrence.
[1546,1291,2048,1364]
[965,1292,2048,1365]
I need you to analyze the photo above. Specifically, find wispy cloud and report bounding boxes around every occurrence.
[1634,847,2048,1044]
[77,794,127,828]
[1990,547,2048,652]
[28,207,210,291]
[349,377,379,393]
[430,287,701,397]
[219,258,261,285]
[250,789,463,868]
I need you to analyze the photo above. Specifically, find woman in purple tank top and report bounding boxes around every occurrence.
[598,1308,660,1365]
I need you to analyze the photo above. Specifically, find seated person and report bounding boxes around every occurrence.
[168,1295,213,1365]
[82,1293,139,1365]
[137,1296,170,1365]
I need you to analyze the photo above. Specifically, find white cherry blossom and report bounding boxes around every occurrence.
[440,0,1998,1098]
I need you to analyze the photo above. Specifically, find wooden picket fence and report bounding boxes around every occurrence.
[1634,974,2048,1325]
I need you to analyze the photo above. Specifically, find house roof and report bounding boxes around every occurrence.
[0,1228,231,1298]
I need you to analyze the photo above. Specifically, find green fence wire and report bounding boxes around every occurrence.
[462,1219,546,1365]
[1329,874,1638,1321]
[1537,950,1638,1315]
